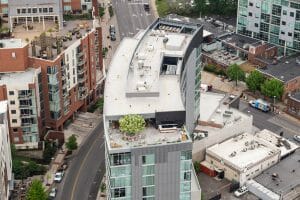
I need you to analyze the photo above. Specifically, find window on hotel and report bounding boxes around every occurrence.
[43,8,48,13]
[17,9,21,14]
[9,91,14,95]
[39,8,42,13]
[10,100,15,105]
[32,8,37,13]
[21,8,26,13]
[27,8,31,13]
[12,119,17,123]
[49,7,53,13]
[13,128,18,132]
[11,110,16,114]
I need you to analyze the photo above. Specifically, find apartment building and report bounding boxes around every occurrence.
[0,0,96,18]
[104,17,202,200]
[0,101,13,200]
[237,0,300,55]
[0,19,103,149]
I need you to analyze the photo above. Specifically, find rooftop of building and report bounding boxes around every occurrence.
[0,68,40,89]
[198,92,250,128]
[290,91,300,102]
[0,39,27,48]
[27,20,93,60]
[0,101,7,114]
[166,14,233,38]
[106,122,190,151]
[258,55,300,83]
[104,17,201,117]
[206,129,298,170]
[218,33,274,49]
[254,149,300,196]
[207,132,280,170]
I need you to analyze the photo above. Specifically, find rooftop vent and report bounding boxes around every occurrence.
[163,37,169,43]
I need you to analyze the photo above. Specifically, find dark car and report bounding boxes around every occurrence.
[110,32,116,41]
[144,3,150,11]
[109,25,116,34]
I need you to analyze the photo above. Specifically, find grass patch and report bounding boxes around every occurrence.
[155,0,170,17]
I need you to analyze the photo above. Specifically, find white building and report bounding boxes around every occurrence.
[201,130,298,185]
[0,101,13,200]
[193,92,253,161]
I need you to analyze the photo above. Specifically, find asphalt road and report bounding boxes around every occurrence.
[55,120,105,200]
[239,101,300,140]
[112,0,155,39]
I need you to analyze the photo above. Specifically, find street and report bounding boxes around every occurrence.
[239,101,300,140]
[112,0,155,39]
[56,120,105,200]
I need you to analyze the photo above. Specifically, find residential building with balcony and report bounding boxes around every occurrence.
[104,16,202,200]
[237,0,300,55]
[0,17,103,148]
[0,101,13,200]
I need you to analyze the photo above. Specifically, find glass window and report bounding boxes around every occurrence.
[32,8,37,13]
[142,165,155,175]
[180,182,191,192]
[49,7,53,12]
[290,12,295,17]
[142,154,155,165]
[142,176,154,186]
[181,151,192,160]
[9,91,14,95]
[10,100,15,105]
[142,186,155,197]
[12,119,17,123]
[110,165,131,177]
[110,153,131,166]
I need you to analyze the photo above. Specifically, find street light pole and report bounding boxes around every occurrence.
[273,95,276,112]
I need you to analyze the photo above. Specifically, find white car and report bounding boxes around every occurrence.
[293,135,300,143]
[54,171,64,183]
[234,186,248,197]
[49,188,57,198]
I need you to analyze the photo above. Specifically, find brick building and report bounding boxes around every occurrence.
[0,19,103,149]
[286,92,300,119]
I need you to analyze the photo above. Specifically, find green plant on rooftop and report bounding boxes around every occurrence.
[119,114,146,136]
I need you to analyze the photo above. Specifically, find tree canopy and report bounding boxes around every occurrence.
[26,180,47,200]
[227,64,245,86]
[119,115,145,136]
[246,70,265,92]
[66,134,78,151]
[261,78,284,99]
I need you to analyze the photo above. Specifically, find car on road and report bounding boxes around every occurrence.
[144,3,150,11]
[293,135,300,142]
[234,186,248,197]
[110,32,116,41]
[49,188,57,199]
[249,99,270,112]
[109,25,116,41]
[54,171,64,183]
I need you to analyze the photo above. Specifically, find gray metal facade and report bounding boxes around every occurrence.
[130,142,192,200]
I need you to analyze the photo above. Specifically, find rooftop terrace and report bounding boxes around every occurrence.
[0,39,26,48]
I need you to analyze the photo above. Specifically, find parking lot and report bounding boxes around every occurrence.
[198,172,259,200]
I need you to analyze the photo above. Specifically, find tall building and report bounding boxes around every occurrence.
[0,101,13,200]
[104,17,202,200]
[237,0,300,55]
[0,19,103,149]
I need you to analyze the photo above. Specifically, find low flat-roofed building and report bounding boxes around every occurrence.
[286,91,300,119]
[193,92,253,161]
[201,129,298,185]
[249,149,300,200]
[258,55,300,100]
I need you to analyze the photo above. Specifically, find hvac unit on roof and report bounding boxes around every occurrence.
[138,60,144,69]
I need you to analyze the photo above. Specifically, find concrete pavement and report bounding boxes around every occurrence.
[56,120,105,200]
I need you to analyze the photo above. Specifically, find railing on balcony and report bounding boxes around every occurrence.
[77,67,86,74]
[78,77,86,83]
[77,60,85,66]
[77,51,84,58]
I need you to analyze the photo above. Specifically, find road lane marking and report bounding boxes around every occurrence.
[70,136,102,200]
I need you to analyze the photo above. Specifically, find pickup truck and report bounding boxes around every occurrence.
[249,99,270,112]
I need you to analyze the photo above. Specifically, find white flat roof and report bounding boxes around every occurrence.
[0,39,26,48]
[0,101,7,113]
[0,68,40,89]
[207,132,280,170]
[200,92,225,121]
[104,21,195,117]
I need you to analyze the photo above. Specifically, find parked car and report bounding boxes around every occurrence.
[144,3,150,11]
[109,25,116,34]
[54,171,64,183]
[293,135,300,142]
[234,186,248,197]
[249,99,271,112]
[110,32,116,41]
[49,188,57,198]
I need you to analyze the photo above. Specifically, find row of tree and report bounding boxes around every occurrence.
[226,64,284,99]
[194,0,238,16]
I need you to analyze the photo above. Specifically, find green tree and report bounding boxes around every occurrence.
[119,115,145,136]
[26,179,47,200]
[43,141,57,163]
[227,64,245,86]
[11,144,17,159]
[246,70,264,92]
[193,161,201,175]
[66,134,78,151]
[261,78,284,99]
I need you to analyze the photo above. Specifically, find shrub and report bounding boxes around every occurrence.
[119,115,145,136]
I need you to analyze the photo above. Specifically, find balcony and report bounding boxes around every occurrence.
[77,51,84,58]
[20,114,35,118]
[19,104,33,108]
[64,100,70,107]
[78,86,86,92]
[77,67,86,74]
[78,77,86,83]
[18,93,32,99]
[77,60,85,66]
